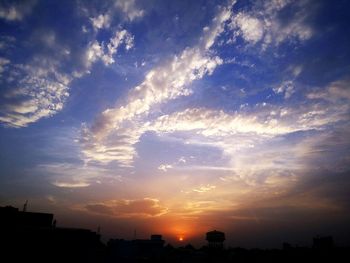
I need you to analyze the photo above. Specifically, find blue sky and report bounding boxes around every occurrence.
[1,0,350,247]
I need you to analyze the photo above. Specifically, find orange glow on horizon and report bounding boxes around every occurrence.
[151,217,208,244]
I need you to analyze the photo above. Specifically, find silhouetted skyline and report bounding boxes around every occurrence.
[1,205,349,262]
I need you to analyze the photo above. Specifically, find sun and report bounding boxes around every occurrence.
[178,236,184,242]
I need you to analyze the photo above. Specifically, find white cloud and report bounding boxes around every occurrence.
[307,79,350,102]
[77,2,348,181]
[145,96,349,187]
[37,162,109,188]
[201,4,234,49]
[228,0,313,48]
[178,157,186,163]
[232,13,264,44]
[52,181,90,188]
[108,29,134,54]
[90,14,111,30]
[0,26,133,128]
[0,0,36,21]
[80,122,145,166]
[289,64,303,77]
[85,29,134,67]
[80,4,235,165]
[85,40,105,67]
[0,61,71,127]
[115,0,144,21]
[274,80,295,99]
[192,184,216,193]
[81,83,347,168]
[158,164,173,172]
[149,108,298,137]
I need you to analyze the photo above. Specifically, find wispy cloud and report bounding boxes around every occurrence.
[0,14,135,127]
[85,29,134,67]
[52,181,90,188]
[115,0,144,22]
[0,59,71,127]
[36,162,110,189]
[90,13,111,30]
[228,0,314,49]
[0,0,36,21]
[80,2,235,166]
[85,198,168,218]
[192,184,216,193]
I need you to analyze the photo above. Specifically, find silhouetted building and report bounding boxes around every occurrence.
[206,230,225,249]
[313,236,334,249]
[0,205,105,263]
[0,205,53,228]
[283,242,293,250]
[107,234,165,261]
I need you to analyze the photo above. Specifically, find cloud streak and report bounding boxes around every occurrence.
[85,198,168,218]
[80,3,235,165]
[0,19,134,127]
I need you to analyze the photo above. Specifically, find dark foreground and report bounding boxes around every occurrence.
[1,205,349,262]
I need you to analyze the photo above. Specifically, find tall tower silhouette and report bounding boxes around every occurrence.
[206,230,225,249]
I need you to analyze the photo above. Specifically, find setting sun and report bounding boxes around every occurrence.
[178,236,184,242]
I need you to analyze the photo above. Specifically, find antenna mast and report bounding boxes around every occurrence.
[23,200,28,212]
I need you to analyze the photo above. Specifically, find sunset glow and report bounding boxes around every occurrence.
[1,0,350,248]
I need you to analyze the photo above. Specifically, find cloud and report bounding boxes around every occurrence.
[273,80,295,99]
[90,14,111,30]
[88,48,222,138]
[158,164,173,172]
[232,13,264,44]
[80,122,145,166]
[150,102,346,149]
[149,108,298,137]
[115,0,144,22]
[192,184,216,193]
[52,181,90,188]
[80,3,235,166]
[307,78,350,102]
[201,4,234,50]
[0,60,71,127]
[0,21,134,127]
[0,57,10,74]
[228,0,314,48]
[0,0,36,21]
[84,29,133,67]
[85,198,168,217]
[36,162,109,188]
[145,92,349,186]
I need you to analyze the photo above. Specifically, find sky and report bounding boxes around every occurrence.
[1,0,350,248]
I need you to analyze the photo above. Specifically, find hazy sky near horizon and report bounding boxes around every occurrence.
[1,0,350,247]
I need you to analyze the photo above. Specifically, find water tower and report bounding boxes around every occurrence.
[206,230,225,249]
